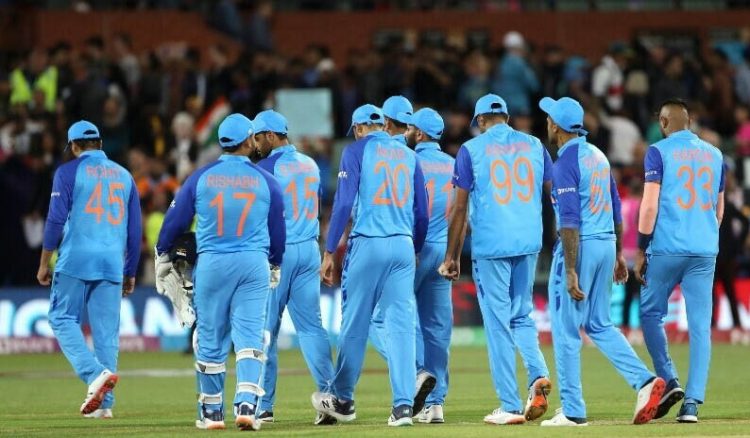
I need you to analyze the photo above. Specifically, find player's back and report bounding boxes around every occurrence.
[190,155,277,254]
[649,131,723,256]
[462,123,548,258]
[258,145,320,244]
[56,150,136,281]
[553,138,616,240]
[350,131,419,239]
[417,143,455,243]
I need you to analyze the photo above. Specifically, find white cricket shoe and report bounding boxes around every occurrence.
[633,377,666,425]
[524,377,552,421]
[311,392,356,422]
[195,408,226,430]
[416,404,444,423]
[83,408,113,419]
[80,370,118,415]
[541,408,588,426]
[235,403,261,431]
[483,408,526,425]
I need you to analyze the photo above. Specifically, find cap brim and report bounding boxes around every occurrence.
[397,112,413,125]
[347,124,354,136]
[538,97,557,115]
[470,115,479,127]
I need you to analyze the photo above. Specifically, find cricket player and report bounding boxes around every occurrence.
[156,113,286,431]
[382,95,413,145]
[312,104,429,427]
[37,120,141,418]
[539,96,664,426]
[636,99,724,423]
[438,94,552,425]
[253,109,335,425]
[402,108,455,423]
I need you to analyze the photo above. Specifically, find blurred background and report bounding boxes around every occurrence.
[1,0,749,354]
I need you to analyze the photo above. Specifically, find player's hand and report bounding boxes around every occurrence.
[154,251,172,294]
[122,276,136,297]
[269,265,281,289]
[438,258,460,281]
[37,264,51,286]
[320,252,335,287]
[634,250,648,286]
[566,269,585,301]
[614,254,629,284]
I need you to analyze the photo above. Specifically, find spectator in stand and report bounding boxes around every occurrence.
[713,165,748,331]
[706,49,737,136]
[10,49,58,113]
[591,42,628,114]
[736,47,750,106]
[458,50,492,111]
[600,109,643,167]
[492,31,538,116]
[112,33,140,95]
[651,54,690,112]
[169,111,198,182]
[620,179,643,330]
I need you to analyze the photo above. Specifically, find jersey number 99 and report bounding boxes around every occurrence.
[490,157,534,205]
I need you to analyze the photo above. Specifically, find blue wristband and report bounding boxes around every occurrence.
[638,232,652,251]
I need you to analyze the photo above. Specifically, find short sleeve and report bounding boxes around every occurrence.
[644,147,663,183]
[452,146,473,191]
[543,147,554,183]
[719,162,727,192]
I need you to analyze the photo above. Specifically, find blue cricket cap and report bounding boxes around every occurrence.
[471,94,509,127]
[67,120,100,143]
[253,110,288,135]
[538,97,588,136]
[218,113,254,148]
[347,104,384,136]
[382,95,413,124]
[66,120,101,151]
[402,108,444,140]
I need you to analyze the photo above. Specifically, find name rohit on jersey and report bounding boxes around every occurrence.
[86,165,122,179]
[206,175,260,189]
[672,148,715,162]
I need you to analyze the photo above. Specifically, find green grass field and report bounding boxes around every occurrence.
[1,345,749,437]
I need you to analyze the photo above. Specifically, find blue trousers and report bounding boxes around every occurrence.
[261,239,334,412]
[549,240,654,419]
[640,254,715,403]
[48,272,121,409]
[334,236,417,407]
[473,253,549,413]
[193,251,269,412]
[369,241,453,405]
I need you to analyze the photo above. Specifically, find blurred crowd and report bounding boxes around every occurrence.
[1,2,749,328]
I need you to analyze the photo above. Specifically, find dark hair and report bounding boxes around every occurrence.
[658,98,689,113]
[222,144,241,153]
[385,116,407,129]
[72,139,102,150]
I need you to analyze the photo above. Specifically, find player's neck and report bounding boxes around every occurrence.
[387,128,406,137]
[271,140,290,150]
[555,133,578,149]
[664,126,689,137]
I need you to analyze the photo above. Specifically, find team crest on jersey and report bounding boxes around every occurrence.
[338,171,348,179]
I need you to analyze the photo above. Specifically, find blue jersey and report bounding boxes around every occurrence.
[392,133,407,146]
[453,123,552,258]
[326,130,429,253]
[551,137,622,240]
[42,150,142,282]
[156,155,285,265]
[416,142,455,243]
[257,145,321,244]
[644,129,724,256]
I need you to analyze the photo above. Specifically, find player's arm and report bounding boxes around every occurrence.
[440,146,471,280]
[717,162,727,225]
[636,146,663,285]
[555,151,584,301]
[266,175,286,266]
[321,141,363,285]
[610,172,628,284]
[38,165,75,286]
[156,174,197,255]
[542,145,554,196]
[412,160,429,254]
[123,180,143,296]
